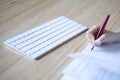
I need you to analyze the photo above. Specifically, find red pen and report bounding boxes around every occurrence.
[91,15,110,50]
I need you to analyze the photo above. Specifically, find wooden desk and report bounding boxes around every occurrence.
[0,0,120,80]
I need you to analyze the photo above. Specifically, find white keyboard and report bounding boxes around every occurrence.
[4,16,87,59]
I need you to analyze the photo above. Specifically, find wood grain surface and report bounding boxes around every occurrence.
[0,0,120,80]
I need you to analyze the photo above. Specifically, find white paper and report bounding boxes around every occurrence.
[69,53,120,74]
[61,75,77,80]
[61,43,120,80]
[62,59,87,79]
[82,43,120,74]
[62,58,120,80]
[83,43,120,53]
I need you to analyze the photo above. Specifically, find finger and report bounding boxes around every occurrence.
[86,31,95,43]
[86,34,94,45]
[102,42,112,45]
[86,25,99,42]
[88,25,100,34]
[93,34,107,46]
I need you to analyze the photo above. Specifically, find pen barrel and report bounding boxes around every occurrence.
[96,15,110,39]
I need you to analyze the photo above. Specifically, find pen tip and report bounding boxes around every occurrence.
[91,46,94,51]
